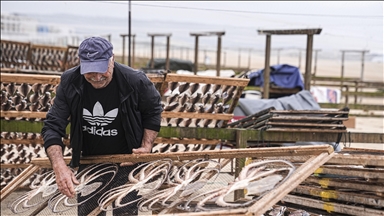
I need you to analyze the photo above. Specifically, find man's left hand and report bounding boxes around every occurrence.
[120,146,152,166]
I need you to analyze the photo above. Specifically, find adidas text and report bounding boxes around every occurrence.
[83,126,118,136]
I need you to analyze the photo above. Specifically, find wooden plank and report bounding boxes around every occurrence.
[165,74,250,86]
[162,111,234,120]
[154,137,220,145]
[270,110,349,114]
[1,110,47,119]
[319,103,384,111]
[0,164,40,201]
[315,166,384,179]
[1,73,61,85]
[305,176,384,193]
[246,152,334,215]
[0,163,31,169]
[292,185,384,208]
[31,145,334,168]
[1,72,163,85]
[282,194,384,216]
[270,116,348,121]
[266,128,346,133]
[256,153,384,167]
[267,122,346,127]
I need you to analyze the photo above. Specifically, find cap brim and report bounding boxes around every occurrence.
[80,60,109,75]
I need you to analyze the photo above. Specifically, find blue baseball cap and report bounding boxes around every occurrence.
[78,37,113,75]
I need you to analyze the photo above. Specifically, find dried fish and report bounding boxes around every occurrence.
[166,93,179,104]
[189,92,202,105]
[201,92,212,105]
[201,84,211,95]
[163,102,179,112]
[17,83,32,97]
[178,93,190,105]
[178,83,190,94]
[189,83,200,95]
[6,82,16,96]
[168,82,179,93]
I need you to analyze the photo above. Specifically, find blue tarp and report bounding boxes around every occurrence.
[247,64,304,90]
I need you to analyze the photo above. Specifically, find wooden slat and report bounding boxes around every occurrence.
[314,166,384,179]
[266,122,346,127]
[270,116,348,121]
[1,110,47,119]
[0,163,31,169]
[266,128,346,133]
[292,185,384,208]
[162,111,233,120]
[270,110,349,114]
[154,137,220,145]
[282,194,384,216]
[305,176,383,193]
[0,164,40,201]
[165,73,250,86]
[31,145,334,168]
[1,73,61,85]
[246,152,334,215]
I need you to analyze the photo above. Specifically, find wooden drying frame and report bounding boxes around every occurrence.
[1,145,334,216]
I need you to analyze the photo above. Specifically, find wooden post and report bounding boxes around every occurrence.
[166,36,170,71]
[150,35,155,68]
[234,129,248,201]
[194,35,199,75]
[263,34,271,99]
[216,35,222,77]
[304,34,314,90]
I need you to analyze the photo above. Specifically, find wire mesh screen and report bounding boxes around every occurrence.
[2,157,300,215]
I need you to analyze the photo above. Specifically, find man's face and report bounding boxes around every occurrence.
[83,58,114,89]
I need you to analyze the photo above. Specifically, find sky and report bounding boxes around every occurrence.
[1,1,383,58]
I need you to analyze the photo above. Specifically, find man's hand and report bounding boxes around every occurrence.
[46,145,79,198]
[53,164,79,198]
[120,146,151,167]
[120,129,157,167]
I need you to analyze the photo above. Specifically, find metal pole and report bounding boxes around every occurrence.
[132,35,135,68]
[304,35,314,90]
[121,35,126,64]
[128,0,131,67]
[263,35,271,99]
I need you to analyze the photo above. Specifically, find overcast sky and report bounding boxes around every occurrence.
[1,1,383,55]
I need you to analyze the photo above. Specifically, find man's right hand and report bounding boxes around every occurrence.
[53,164,79,198]
[46,145,79,198]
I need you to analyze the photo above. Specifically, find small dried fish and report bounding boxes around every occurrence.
[189,92,202,105]
[178,83,190,94]
[17,83,32,97]
[6,82,16,96]
[168,82,179,93]
[201,84,211,95]
[163,102,179,111]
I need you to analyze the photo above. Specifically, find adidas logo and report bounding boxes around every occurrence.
[83,102,118,137]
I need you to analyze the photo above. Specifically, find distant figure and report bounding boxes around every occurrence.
[204,55,210,66]
[327,89,338,103]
